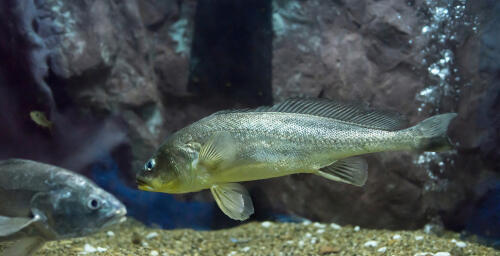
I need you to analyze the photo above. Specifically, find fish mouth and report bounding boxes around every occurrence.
[136,177,155,191]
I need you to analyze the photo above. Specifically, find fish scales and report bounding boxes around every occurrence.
[187,112,411,166]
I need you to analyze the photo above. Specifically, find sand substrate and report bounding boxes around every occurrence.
[1,219,498,256]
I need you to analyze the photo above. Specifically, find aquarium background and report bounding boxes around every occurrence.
[0,0,499,245]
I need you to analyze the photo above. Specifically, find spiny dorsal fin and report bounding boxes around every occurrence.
[213,98,407,131]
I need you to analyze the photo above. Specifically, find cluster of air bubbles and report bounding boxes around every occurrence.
[414,151,456,192]
[415,0,479,114]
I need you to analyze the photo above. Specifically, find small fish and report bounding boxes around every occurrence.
[29,111,52,129]
[136,98,457,221]
[0,159,127,256]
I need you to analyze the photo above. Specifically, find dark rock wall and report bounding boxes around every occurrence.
[0,0,498,231]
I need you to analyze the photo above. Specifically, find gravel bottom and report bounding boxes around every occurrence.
[1,219,498,256]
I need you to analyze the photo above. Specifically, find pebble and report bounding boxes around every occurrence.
[150,250,159,256]
[316,229,325,234]
[106,231,115,237]
[364,240,378,247]
[415,236,424,241]
[146,232,159,239]
[79,244,107,254]
[434,252,451,256]
[354,226,360,232]
[377,247,387,253]
[313,222,326,228]
[298,240,305,247]
[261,221,272,228]
[450,239,466,248]
[330,223,341,230]
[414,252,433,256]
[241,246,251,252]
[319,245,341,254]
[392,234,401,240]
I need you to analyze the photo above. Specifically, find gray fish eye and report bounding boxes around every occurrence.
[87,198,101,210]
[144,159,155,172]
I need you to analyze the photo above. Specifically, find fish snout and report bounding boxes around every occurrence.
[136,176,155,191]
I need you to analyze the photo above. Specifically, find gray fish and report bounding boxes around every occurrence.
[136,98,457,221]
[0,159,126,256]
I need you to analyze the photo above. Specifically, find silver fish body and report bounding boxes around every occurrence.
[180,112,417,182]
[137,98,457,221]
[0,159,126,256]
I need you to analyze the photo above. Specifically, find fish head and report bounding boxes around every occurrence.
[32,181,127,239]
[137,138,200,193]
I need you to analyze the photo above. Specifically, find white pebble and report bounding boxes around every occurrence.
[377,247,387,253]
[311,237,317,244]
[227,251,237,256]
[313,222,326,228]
[79,244,107,254]
[316,229,325,234]
[261,221,272,228]
[364,240,378,247]
[450,239,466,248]
[146,232,159,239]
[304,233,312,238]
[354,226,360,232]
[106,231,115,237]
[241,246,251,252]
[142,241,149,247]
[415,236,424,241]
[150,251,159,256]
[298,240,305,247]
[286,240,294,244]
[414,253,433,256]
[392,234,401,240]
[330,223,341,230]
[434,252,451,256]
[302,220,312,225]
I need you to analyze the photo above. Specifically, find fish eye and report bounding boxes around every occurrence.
[144,159,156,172]
[87,198,101,210]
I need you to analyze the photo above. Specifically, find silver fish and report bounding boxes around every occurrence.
[136,98,457,221]
[0,159,126,256]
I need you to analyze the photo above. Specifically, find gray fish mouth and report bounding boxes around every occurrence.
[136,177,149,186]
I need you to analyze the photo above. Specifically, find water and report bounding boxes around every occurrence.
[0,0,499,255]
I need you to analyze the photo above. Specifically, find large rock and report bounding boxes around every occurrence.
[251,0,498,229]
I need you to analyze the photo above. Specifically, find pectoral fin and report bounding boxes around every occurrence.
[316,157,368,186]
[0,215,39,237]
[199,132,236,169]
[210,183,254,221]
[2,237,45,256]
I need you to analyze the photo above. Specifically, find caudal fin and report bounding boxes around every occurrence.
[413,113,457,152]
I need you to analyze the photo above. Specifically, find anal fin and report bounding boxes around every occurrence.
[210,183,254,221]
[316,157,368,186]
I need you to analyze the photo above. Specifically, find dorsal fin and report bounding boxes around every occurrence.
[213,98,407,131]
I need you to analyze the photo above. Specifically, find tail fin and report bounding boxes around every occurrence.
[413,113,457,152]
